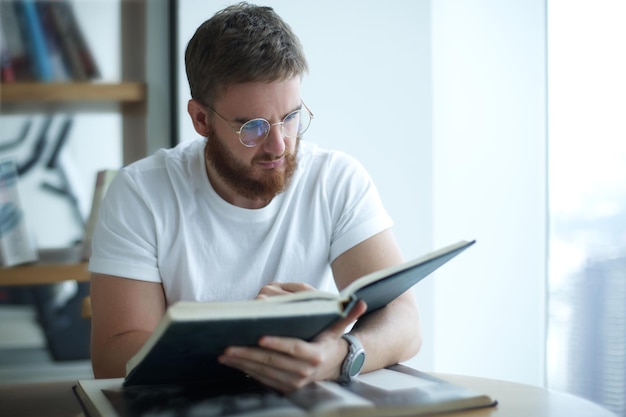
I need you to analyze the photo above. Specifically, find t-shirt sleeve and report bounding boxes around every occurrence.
[326,152,393,262]
[88,169,162,282]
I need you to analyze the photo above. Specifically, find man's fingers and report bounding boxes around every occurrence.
[323,300,367,337]
[218,345,315,392]
[256,282,317,299]
[276,282,316,292]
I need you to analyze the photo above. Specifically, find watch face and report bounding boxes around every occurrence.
[349,352,366,377]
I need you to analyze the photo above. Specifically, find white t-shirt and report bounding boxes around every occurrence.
[89,139,393,305]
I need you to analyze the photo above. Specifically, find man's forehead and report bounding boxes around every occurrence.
[213,79,303,115]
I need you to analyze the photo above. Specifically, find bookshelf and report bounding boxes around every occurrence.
[0,82,145,103]
[0,262,89,286]
[0,0,156,284]
[0,81,148,163]
[0,0,151,165]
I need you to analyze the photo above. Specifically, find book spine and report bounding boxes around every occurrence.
[0,160,38,267]
[4,0,34,81]
[47,0,87,81]
[0,13,16,83]
[55,1,99,80]
[35,1,70,81]
[15,0,54,82]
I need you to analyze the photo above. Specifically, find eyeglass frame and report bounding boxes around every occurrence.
[206,101,314,148]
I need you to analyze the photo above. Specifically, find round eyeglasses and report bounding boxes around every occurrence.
[208,101,314,147]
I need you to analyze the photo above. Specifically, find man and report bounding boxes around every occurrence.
[89,2,421,392]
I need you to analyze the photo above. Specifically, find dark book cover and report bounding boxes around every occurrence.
[355,242,476,313]
[124,311,340,386]
[1,1,27,82]
[14,0,54,81]
[47,0,99,80]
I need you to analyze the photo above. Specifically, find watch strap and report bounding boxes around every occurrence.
[339,333,365,382]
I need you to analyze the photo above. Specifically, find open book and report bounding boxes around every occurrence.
[75,364,496,417]
[124,240,476,387]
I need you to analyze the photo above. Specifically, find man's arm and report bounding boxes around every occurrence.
[90,273,167,378]
[218,229,422,391]
[332,229,423,373]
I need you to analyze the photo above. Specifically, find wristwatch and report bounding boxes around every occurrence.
[338,333,366,383]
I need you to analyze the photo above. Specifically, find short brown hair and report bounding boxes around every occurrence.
[185,2,308,105]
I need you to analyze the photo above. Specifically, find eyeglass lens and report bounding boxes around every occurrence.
[239,109,311,147]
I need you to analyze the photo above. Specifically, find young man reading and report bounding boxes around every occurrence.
[89,2,421,392]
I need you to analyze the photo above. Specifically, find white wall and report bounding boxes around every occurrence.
[431,0,547,386]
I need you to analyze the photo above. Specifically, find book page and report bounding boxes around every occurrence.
[356,368,439,391]
[287,381,372,414]
[75,379,124,417]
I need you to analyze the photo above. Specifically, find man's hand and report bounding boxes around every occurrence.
[255,282,317,299]
[218,300,367,392]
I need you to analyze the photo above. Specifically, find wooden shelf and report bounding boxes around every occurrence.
[0,82,146,103]
[0,262,89,286]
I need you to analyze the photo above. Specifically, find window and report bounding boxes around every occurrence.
[547,1,626,415]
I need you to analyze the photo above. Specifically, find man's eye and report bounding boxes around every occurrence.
[284,110,301,124]
[242,119,269,134]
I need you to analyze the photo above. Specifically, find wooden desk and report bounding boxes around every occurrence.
[0,374,616,417]
[434,373,617,417]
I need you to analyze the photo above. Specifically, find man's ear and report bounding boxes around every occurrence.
[188,99,211,137]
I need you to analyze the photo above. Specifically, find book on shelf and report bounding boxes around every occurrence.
[0,159,38,267]
[2,0,100,82]
[82,169,118,260]
[1,1,29,82]
[74,364,497,417]
[123,240,476,387]
[47,0,100,80]
[0,10,16,83]
[14,0,54,82]
[35,0,71,81]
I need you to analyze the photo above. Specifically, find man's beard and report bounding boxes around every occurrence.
[205,127,299,202]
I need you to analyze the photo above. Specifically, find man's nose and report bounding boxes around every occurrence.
[262,122,286,155]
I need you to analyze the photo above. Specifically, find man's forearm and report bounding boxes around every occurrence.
[351,292,422,373]
[91,331,152,379]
